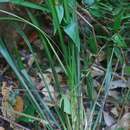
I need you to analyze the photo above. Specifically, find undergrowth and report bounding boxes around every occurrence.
[0,0,130,129]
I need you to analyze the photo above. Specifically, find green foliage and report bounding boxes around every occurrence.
[0,0,129,129]
[114,47,124,64]
[87,34,98,54]
[124,66,130,74]
[60,95,71,115]
[64,22,80,49]
[112,33,127,47]
[11,0,49,11]
[55,5,64,24]
[113,11,123,31]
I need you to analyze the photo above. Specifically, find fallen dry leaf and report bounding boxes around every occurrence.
[19,31,38,46]
[37,72,53,89]
[13,96,24,118]
[95,50,105,63]
[46,67,63,73]
[41,85,57,103]
[112,113,130,129]
[111,107,118,117]
[110,80,127,89]
[91,65,104,77]
[103,112,115,127]
[118,113,130,129]
[108,90,120,100]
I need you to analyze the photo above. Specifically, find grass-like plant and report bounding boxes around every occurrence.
[0,0,130,129]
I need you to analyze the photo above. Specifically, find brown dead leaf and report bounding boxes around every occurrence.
[95,50,105,63]
[91,65,104,77]
[103,112,115,127]
[111,107,118,117]
[19,31,38,46]
[46,67,63,73]
[13,96,24,118]
[112,113,130,129]
[118,113,130,129]
[110,80,127,89]
[41,85,57,102]
[41,85,59,106]
[108,90,120,100]
[37,72,53,90]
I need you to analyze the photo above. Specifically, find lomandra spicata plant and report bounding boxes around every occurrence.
[0,0,130,129]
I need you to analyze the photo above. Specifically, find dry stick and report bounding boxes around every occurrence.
[88,50,115,129]
[121,48,126,77]
[86,49,126,128]
[76,10,98,50]
[0,88,91,99]
[107,60,121,127]
[86,44,126,82]
[75,45,106,95]
[121,63,126,77]
[77,5,109,34]
[111,59,120,82]
[91,60,127,126]
[94,64,127,82]
[0,115,30,130]
[0,106,48,125]
[76,9,108,79]
[87,78,105,129]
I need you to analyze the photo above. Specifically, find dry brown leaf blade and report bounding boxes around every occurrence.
[12,96,24,117]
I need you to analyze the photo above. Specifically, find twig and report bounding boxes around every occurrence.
[76,10,98,50]
[77,5,109,34]
[111,59,119,81]
[94,64,127,82]
[0,106,48,125]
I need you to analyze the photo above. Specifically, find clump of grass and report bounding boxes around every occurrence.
[0,0,130,129]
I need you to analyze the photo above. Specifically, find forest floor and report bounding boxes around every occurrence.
[0,1,130,130]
